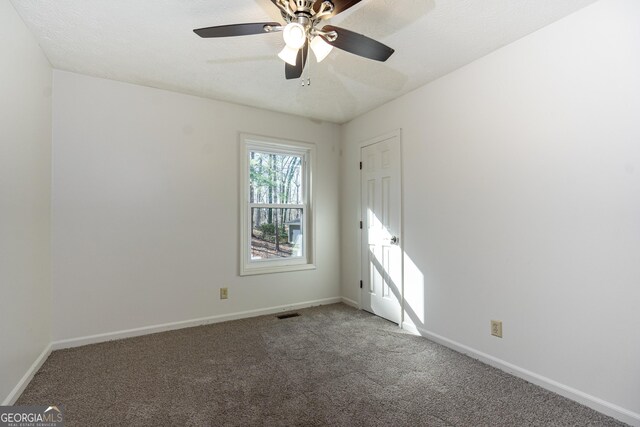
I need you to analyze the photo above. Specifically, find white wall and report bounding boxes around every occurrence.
[51,71,341,342]
[341,0,640,422]
[0,2,52,404]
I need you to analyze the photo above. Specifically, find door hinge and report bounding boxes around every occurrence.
[359,161,362,170]
[360,280,363,289]
[359,221,363,229]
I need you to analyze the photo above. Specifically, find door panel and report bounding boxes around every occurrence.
[361,134,401,324]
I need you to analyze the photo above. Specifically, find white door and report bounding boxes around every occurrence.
[361,133,402,324]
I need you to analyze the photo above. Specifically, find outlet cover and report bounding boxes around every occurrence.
[491,320,503,338]
[220,288,228,300]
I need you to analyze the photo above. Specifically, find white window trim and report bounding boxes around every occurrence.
[239,133,316,276]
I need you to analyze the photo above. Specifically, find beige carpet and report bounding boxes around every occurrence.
[17,304,625,426]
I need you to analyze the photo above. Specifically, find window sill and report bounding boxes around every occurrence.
[240,263,317,276]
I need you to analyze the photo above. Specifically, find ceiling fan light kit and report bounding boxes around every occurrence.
[283,22,307,49]
[278,45,300,66]
[310,35,333,62]
[193,0,395,81]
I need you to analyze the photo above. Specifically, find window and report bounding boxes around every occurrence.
[240,134,315,275]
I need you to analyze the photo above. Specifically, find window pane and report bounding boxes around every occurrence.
[249,151,303,204]
[251,208,303,260]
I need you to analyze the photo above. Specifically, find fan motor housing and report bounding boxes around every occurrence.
[295,0,317,15]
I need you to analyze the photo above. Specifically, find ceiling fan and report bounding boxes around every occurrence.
[193,0,395,81]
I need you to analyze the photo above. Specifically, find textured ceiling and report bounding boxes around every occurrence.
[12,0,598,123]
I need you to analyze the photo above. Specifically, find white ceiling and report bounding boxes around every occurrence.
[12,0,597,123]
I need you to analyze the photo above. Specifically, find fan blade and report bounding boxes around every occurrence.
[194,22,281,38]
[321,25,394,62]
[313,0,362,18]
[285,41,309,80]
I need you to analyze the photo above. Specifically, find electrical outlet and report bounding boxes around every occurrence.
[220,288,228,300]
[491,320,503,338]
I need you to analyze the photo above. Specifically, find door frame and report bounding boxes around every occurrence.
[357,128,404,327]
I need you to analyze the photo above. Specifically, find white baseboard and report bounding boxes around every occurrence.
[402,322,640,427]
[2,343,52,406]
[341,296,359,309]
[52,297,343,350]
